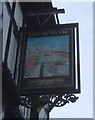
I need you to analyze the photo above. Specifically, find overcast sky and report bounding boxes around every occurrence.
[50,1,93,118]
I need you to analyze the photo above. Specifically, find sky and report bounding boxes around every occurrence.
[50,1,93,118]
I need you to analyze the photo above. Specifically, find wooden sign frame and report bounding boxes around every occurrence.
[18,23,80,95]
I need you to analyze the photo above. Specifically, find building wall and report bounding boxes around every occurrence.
[3,3,10,61]
[14,2,23,27]
[39,104,49,119]
[2,2,24,119]
[3,2,23,76]
[2,2,54,119]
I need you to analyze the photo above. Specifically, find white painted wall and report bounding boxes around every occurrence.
[39,108,47,119]
[14,2,23,27]
[7,29,17,74]
[3,2,23,75]
[3,3,10,60]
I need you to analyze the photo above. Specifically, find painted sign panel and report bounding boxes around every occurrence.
[24,35,69,78]
[19,23,80,95]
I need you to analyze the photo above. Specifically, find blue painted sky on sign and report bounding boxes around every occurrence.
[27,35,69,52]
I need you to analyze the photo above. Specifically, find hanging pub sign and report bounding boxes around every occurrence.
[19,23,80,95]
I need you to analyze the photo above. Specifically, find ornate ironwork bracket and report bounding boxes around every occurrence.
[45,94,79,113]
[20,94,79,114]
[20,95,51,109]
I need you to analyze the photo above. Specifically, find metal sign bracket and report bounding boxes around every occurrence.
[26,7,65,26]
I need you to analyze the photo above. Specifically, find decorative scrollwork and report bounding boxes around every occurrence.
[20,95,51,108]
[43,94,79,113]
[21,96,31,108]
[49,94,79,107]
[49,95,69,107]
[21,94,79,112]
